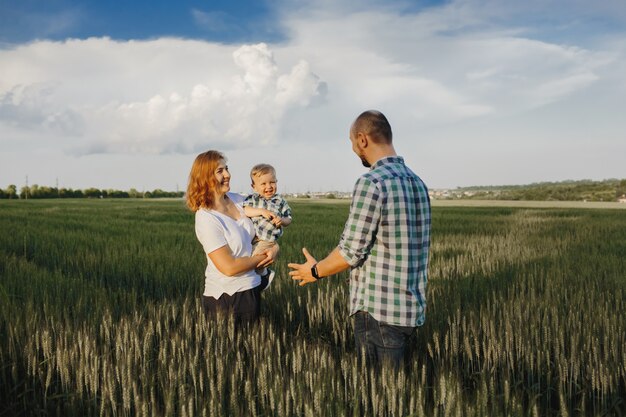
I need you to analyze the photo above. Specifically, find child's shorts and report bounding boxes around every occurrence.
[251,239,277,256]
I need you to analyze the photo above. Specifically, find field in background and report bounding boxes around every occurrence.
[290,197,626,210]
[1,199,625,416]
[431,199,626,209]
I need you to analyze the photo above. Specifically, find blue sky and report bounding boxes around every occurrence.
[1,0,625,193]
[1,0,283,44]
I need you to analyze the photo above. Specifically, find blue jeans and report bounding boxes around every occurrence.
[353,311,415,368]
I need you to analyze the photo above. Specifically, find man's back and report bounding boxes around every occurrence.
[339,155,431,327]
[288,110,432,367]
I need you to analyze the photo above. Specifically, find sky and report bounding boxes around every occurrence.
[1,0,625,194]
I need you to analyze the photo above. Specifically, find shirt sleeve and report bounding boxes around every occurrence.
[337,176,381,267]
[195,211,227,254]
[280,198,292,219]
[242,194,254,207]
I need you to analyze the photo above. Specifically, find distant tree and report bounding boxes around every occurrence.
[151,189,166,198]
[4,183,256,200]
[5,185,17,199]
[30,186,57,199]
[84,188,101,198]
[617,179,626,199]
[29,184,41,198]
[107,189,129,198]
[144,189,183,198]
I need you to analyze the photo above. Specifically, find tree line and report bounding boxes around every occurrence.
[0,184,184,199]
[449,178,626,202]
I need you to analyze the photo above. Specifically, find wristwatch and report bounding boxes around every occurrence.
[311,263,320,280]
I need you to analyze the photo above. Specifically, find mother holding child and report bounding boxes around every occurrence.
[186,150,290,325]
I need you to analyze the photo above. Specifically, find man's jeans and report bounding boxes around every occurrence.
[353,311,415,368]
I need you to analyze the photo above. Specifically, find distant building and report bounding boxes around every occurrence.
[429,189,451,199]
[618,194,626,203]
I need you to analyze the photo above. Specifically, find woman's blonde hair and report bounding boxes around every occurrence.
[186,150,226,211]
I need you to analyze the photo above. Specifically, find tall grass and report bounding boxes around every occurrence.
[1,199,625,416]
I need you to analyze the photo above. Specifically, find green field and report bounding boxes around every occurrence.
[1,199,625,416]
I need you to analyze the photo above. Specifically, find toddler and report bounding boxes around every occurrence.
[243,163,292,288]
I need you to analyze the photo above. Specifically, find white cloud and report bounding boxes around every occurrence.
[1,0,625,191]
[0,83,84,135]
[280,6,612,121]
[276,60,327,107]
[0,40,327,155]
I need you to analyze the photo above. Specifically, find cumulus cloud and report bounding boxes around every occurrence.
[280,5,612,124]
[0,40,327,155]
[0,83,84,135]
[1,0,624,192]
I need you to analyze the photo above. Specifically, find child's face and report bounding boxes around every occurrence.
[252,172,277,199]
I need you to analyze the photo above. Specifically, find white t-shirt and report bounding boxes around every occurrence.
[195,192,261,298]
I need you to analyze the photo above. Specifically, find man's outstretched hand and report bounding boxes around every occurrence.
[288,248,318,286]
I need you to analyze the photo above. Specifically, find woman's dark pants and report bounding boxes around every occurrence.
[201,273,270,326]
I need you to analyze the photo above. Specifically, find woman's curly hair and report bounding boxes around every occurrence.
[186,150,226,211]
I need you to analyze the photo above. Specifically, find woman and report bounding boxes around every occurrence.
[187,150,278,324]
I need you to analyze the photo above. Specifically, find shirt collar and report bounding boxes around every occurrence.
[370,155,404,170]
[253,192,280,202]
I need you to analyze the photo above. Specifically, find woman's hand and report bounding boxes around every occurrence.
[257,243,279,268]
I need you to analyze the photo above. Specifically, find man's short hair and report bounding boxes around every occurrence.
[351,110,392,144]
[250,163,276,184]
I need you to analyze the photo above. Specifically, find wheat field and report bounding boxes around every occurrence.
[0,199,624,416]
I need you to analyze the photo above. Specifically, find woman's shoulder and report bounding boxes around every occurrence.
[196,209,231,240]
[195,208,221,225]
[227,192,246,206]
[195,207,211,217]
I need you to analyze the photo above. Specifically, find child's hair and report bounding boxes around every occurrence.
[250,163,276,184]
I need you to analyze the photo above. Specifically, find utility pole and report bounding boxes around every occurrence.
[25,175,28,200]
[56,177,60,197]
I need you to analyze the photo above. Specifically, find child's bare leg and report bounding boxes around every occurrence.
[252,240,276,276]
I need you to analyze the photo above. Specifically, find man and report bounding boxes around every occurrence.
[288,110,431,368]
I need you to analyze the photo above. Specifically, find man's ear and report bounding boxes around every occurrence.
[357,132,369,148]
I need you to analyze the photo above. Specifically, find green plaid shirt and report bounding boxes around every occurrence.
[338,156,431,327]
[243,193,292,242]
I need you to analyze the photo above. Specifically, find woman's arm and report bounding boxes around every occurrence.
[208,245,266,277]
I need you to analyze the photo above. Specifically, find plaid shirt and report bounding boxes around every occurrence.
[243,193,292,242]
[338,156,431,327]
